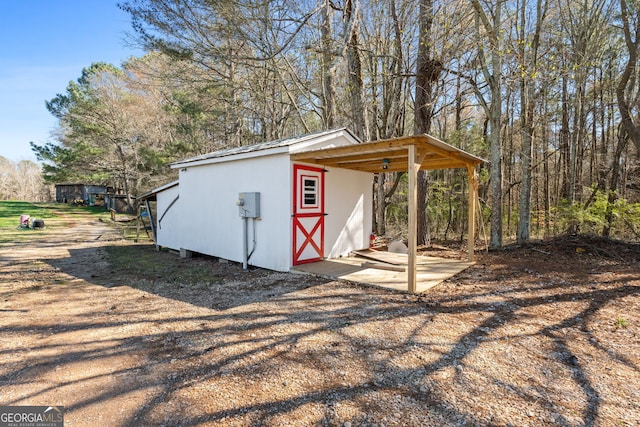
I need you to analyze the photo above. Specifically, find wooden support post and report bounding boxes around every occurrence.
[408,144,418,294]
[135,205,141,243]
[467,165,477,262]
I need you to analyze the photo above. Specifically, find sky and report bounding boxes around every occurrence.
[0,1,144,163]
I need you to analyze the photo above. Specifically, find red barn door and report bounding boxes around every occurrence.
[292,164,325,265]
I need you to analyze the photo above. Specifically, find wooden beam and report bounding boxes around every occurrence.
[290,135,485,175]
[292,137,459,163]
[324,163,409,174]
[361,261,406,272]
[326,151,407,164]
[420,159,469,170]
[467,165,477,262]
[377,134,468,162]
[333,157,405,170]
[379,134,485,163]
[290,139,411,162]
[416,148,429,164]
[317,152,407,169]
[135,205,141,243]
[408,144,418,294]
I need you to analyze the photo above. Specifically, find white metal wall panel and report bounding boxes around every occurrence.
[155,185,181,250]
[323,167,373,258]
[178,153,292,272]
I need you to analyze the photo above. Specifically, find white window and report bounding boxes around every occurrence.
[301,176,318,208]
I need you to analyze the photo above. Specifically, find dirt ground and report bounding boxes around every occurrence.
[1,209,639,427]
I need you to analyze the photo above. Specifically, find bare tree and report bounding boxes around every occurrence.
[0,157,48,202]
[617,0,640,157]
[343,0,369,140]
[517,0,548,242]
[414,0,442,246]
[367,0,413,235]
[321,0,337,129]
[470,0,505,248]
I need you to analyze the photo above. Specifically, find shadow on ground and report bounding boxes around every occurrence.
[46,244,328,311]
[2,238,637,426]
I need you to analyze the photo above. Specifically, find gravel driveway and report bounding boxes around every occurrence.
[1,210,639,426]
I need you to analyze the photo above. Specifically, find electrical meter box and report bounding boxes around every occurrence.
[238,192,260,218]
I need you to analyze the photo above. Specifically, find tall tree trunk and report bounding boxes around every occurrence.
[471,0,504,248]
[560,75,572,200]
[388,0,405,138]
[373,0,406,237]
[603,130,629,237]
[518,97,534,241]
[321,0,336,129]
[542,93,551,236]
[225,44,242,147]
[414,0,440,246]
[518,0,546,242]
[344,0,369,140]
[617,0,640,158]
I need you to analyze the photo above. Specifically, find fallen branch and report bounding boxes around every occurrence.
[531,247,550,255]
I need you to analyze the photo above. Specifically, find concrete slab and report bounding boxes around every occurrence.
[291,251,474,293]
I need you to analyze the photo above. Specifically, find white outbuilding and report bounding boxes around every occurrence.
[144,128,485,293]
[149,128,373,272]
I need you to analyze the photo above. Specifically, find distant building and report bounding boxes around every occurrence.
[55,184,108,204]
[54,183,130,213]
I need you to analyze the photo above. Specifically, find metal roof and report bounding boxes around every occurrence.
[136,179,179,201]
[171,128,358,167]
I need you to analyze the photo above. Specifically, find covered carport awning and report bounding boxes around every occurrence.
[290,134,486,294]
[290,134,484,172]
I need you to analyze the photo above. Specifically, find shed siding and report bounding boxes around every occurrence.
[156,185,181,250]
[55,184,85,202]
[323,167,373,258]
[162,130,372,272]
[178,153,292,271]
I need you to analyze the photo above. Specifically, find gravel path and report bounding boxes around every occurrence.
[1,211,639,426]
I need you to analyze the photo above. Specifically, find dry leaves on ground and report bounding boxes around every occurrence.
[1,213,639,426]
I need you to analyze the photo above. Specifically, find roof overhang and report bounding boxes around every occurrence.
[290,134,485,173]
[136,180,179,202]
[171,128,361,169]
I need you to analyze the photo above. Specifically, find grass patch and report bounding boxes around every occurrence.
[50,203,113,222]
[0,201,109,226]
[104,245,222,285]
[0,201,115,244]
[614,317,629,329]
[0,201,61,244]
[0,201,58,228]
